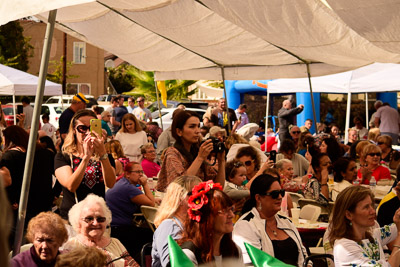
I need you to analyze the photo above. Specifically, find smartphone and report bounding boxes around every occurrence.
[90,119,102,137]
[17,105,23,115]
[269,150,277,163]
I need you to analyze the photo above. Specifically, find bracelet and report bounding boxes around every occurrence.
[99,154,108,160]
[321,184,328,187]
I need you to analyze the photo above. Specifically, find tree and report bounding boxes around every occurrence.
[107,64,136,93]
[0,21,33,71]
[46,56,78,84]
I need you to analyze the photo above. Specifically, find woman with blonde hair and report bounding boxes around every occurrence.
[368,127,380,144]
[151,175,202,267]
[105,140,129,181]
[115,113,147,162]
[358,144,391,184]
[329,186,400,266]
[54,109,116,219]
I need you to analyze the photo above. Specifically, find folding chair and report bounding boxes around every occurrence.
[303,254,334,267]
[141,242,153,267]
[140,205,158,232]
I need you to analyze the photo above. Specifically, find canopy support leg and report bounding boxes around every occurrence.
[220,66,231,134]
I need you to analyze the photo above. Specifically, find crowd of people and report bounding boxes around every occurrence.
[2,94,400,266]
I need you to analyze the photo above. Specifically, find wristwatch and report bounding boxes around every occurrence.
[99,154,108,160]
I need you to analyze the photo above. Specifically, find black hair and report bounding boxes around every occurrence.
[311,153,329,173]
[21,96,30,104]
[333,157,354,182]
[279,139,296,153]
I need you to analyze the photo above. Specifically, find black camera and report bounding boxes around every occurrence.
[201,136,225,154]
[265,150,277,163]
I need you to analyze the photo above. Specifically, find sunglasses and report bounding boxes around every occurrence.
[244,160,255,166]
[76,125,90,134]
[367,152,381,157]
[264,189,285,199]
[377,142,385,145]
[291,131,301,134]
[82,216,106,224]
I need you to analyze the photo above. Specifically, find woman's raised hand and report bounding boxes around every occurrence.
[83,134,94,158]
[198,139,213,160]
[90,131,107,157]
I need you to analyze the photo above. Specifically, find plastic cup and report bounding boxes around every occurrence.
[291,208,300,225]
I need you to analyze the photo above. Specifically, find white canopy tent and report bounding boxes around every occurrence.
[268,63,400,143]
[0,64,62,124]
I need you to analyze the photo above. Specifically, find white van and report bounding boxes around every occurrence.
[46,95,95,105]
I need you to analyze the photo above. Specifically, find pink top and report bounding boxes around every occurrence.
[357,165,391,185]
[141,158,161,178]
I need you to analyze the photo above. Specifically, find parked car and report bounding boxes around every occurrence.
[2,104,19,127]
[147,100,208,113]
[152,107,206,129]
[46,95,97,108]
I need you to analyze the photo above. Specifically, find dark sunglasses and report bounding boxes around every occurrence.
[291,131,301,134]
[76,125,90,134]
[264,189,285,199]
[82,216,106,224]
[244,160,255,166]
[367,152,381,157]
[377,142,385,145]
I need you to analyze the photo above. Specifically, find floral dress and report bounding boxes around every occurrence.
[333,224,398,266]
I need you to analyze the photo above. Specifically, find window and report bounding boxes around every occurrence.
[73,42,86,64]
[67,83,91,95]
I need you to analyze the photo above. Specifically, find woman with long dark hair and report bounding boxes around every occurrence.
[156,110,225,192]
[178,180,241,265]
[331,157,358,201]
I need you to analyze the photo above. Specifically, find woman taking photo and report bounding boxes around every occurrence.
[178,180,241,265]
[233,174,308,266]
[157,110,225,192]
[54,110,116,219]
[329,186,400,266]
[152,175,202,267]
[358,144,391,185]
[331,157,358,201]
[115,113,147,162]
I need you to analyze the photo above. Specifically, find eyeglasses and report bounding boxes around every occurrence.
[217,206,235,215]
[146,150,156,154]
[244,159,255,166]
[291,131,301,134]
[377,142,385,145]
[76,125,90,134]
[367,152,381,157]
[138,100,144,102]
[82,216,106,224]
[264,189,285,199]
[127,170,144,174]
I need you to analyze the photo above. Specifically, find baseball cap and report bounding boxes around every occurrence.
[73,93,89,103]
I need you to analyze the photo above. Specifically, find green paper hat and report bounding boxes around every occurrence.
[244,242,295,267]
[168,235,195,267]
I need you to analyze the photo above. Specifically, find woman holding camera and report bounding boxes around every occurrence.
[156,110,225,192]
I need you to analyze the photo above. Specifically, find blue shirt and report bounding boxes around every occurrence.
[105,177,143,226]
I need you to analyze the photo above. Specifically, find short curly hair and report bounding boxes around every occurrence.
[235,146,261,171]
[55,246,107,267]
[26,212,68,246]
[68,194,112,233]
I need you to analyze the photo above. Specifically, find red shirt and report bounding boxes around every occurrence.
[357,165,391,185]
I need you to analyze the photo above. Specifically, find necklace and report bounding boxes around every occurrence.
[266,220,278,237]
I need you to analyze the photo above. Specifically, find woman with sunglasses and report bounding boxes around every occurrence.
[105,162,155,261]
[233,174,308,266]
[178,180,241,265]
[358,144,391,185]
[377,135,400,169]
[64,194,139,267]
[54,110,116,220]
[157,110,225,192]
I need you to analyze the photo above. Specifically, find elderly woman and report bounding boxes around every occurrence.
[331,157,358,201]
[358,144,391,185]
[276,159,300,193]
[151,175,202,267]
[140,143,160,177]
[54,110,115,219]
[276,139,311,177]
[378,135,400,168]
[64,194,139,267]
[178,180,241,265]
[10,212,68,267]
[105,162,155,261]
[329,186,400,266]
[115,113,148,162]
[233,174,308,266]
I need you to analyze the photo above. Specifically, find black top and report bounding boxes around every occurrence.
[58,107,75,135]
[114,106,128,133]
[377,195,400,227]
[54,152,115,219]
[271,236,299,266]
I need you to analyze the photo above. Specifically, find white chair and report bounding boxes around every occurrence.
[140,205,158,232]
[300,204,321,221]
[288,192,304,207]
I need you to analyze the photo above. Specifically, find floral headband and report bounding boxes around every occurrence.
[187,180,223,222]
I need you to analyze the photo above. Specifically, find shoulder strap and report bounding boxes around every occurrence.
[180,241,204,264]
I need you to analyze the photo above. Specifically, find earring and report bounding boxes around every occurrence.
[349,221,352,226]
[257,203,262,211]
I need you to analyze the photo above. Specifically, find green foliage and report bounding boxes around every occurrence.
[0,21,33,71]
[46,56,78,83]
[107,64,197,101]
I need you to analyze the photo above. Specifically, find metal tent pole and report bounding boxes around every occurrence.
[365,93,369,130]
[12,9,57,256]
[306,63,318,127]
[344,92,352,144]
[220,66,231,134]
[265,91,270,152]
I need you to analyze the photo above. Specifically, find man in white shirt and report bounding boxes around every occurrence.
[133,96,152,122]
[234,104,249,131]
[127,97,136,113]
[21,96,33,130]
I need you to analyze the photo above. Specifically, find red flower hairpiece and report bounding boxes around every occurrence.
[187,180,223,222]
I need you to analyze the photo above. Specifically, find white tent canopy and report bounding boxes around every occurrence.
[2,0,400,80]
[0,64,62,96]
[268,63,400,94]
